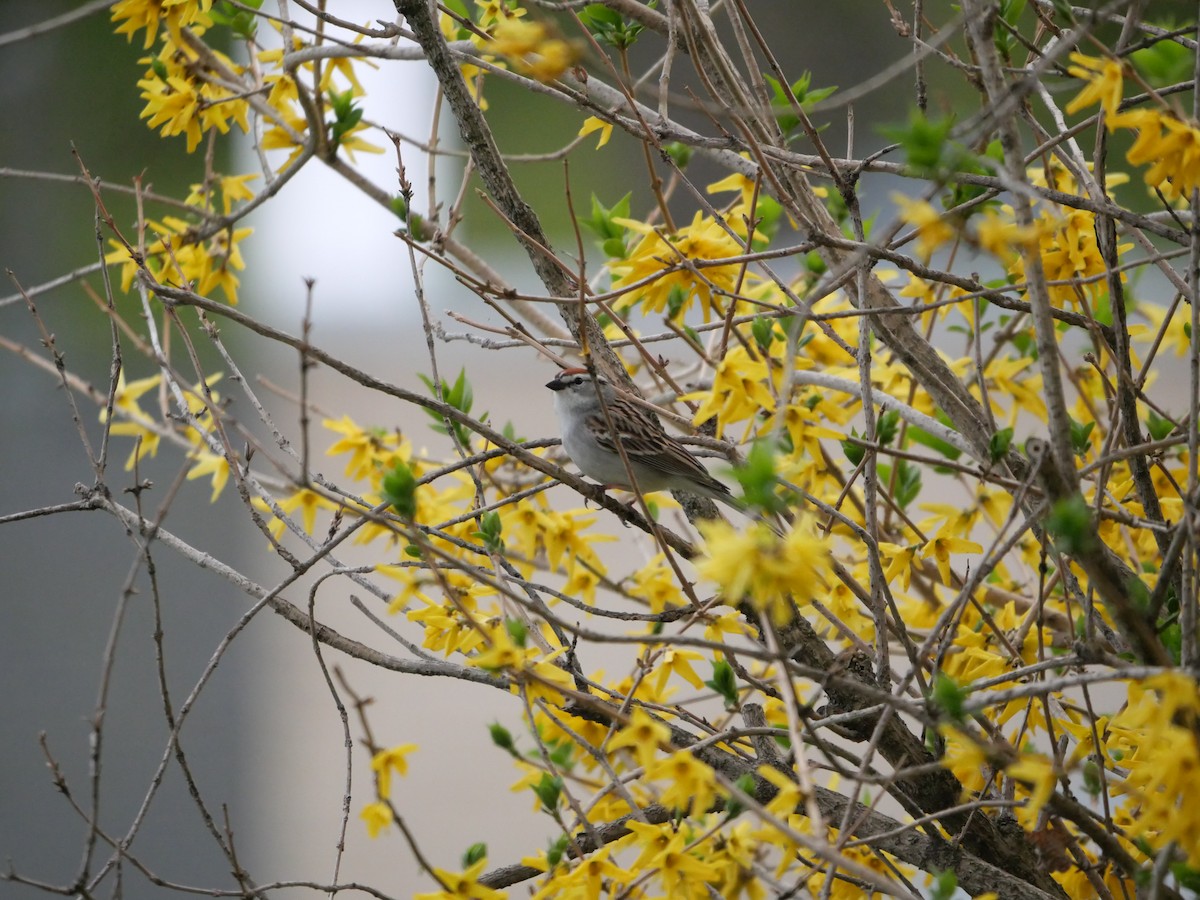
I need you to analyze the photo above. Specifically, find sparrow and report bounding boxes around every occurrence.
[545,367,738,508]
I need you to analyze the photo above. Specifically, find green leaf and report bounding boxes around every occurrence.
[1049,0,1074,23]
[488,722,517,754]
[764,71,837,135]
[824,187,848,226]
[211,0,262,38]
[602,236,626,258]
[724,773,756,819]
[732,440,788,515]
[1160,622,1182,665]
[1132,37,1194,87]
[579,2,647,48]
[666,284,688,319]
[842,432,865,466]
[943,140,1004,214]
[382,462,418,519]
[891,458,922,509]
[1145,409,1174,442]
[580,192,633,253]
[664,141,692,168]
[462,843,488,866]
[929,869,959,900]
[705,659,739,709]
[1010,328,1038,359]
[929,673,968,721]
[989,427,1014,462]
[473,509,504,553]
[878,459,923,509]
[327,89,363,152]
[880,110,955,175]
[505,617,527,648]
[532,773,563,811]
[419,368,481,447]
[1127,575,1151,614]
[876,409,901,446]
[447,368,473,413]
[548,739,574,770]
[1171,860,1200,893]
[908,425,962,461]
[750,316,777,352]
[546,835,569,867]
[1068,415,1096,457]
[1044,495,1095,555]
[743,193,784,241]
[993,0,1026,60]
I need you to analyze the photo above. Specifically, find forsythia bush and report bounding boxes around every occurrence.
[6,1,1200,898]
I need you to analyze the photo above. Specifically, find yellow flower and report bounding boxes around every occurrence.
[578,115,612,149]
[185,173,257,216]
[522,655,575,706]
[112,0,214,49]
[253,487,340,540]
[649,647,705,696]
[686,344,775,439]
[879,542,920,593]
[489,18,578,83]
[1138,299,1191,356]
[919,503,980,541]
[770,390,848,462]
[697,519,831,626]
[104,214,252,305]
[972,206,1038,262]
[186,450,232,502]
[646,750,720,815]
[920,534,982,585]
[607,707,671,768]
[984,356,1047,423]
[707,171,759,210]
[944,635,1007,684]
[1006,752,1056,828]
[402,582,493,654]
[359,801,393,838]
[370,744,418,799]
[135,37,250,153]
[892,193,955,260]
[414,857,506,900]
[938,725,989,793]
[101,372,163,470]
[626,553,684,613]
[1018,206,1125,308]
[468,627,530,671]
[261,107,311,171]
[610,211,753,322]
[758,764,803,817]
[622,820,680,870]
[1065,52,1125,119]
[1108,673,1200,865]
[1112,107,1200,201]
[530,848,627,899]
[323,415,412,481]
[655,840,723,896]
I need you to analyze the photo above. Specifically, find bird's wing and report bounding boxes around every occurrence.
[586,408,730,494]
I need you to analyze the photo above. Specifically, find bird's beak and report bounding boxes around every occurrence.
[545,377,564,391]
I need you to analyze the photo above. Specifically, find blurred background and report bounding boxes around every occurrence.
[0,1,952,896]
